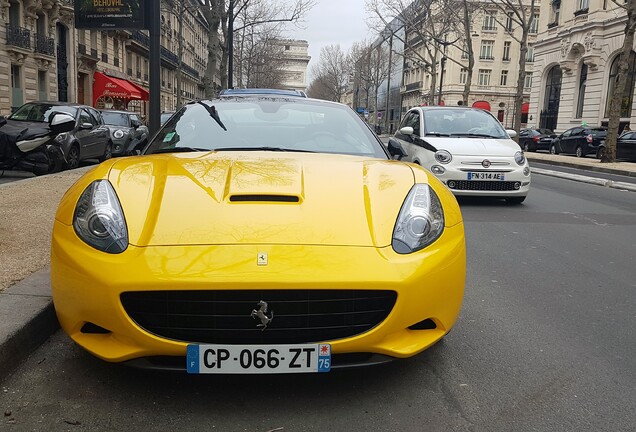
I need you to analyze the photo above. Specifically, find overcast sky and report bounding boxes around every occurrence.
[287,0,373,81]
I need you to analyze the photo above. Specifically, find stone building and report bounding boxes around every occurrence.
[275,39,310,91]
[529,0,633,133]
[400,0,540,128]
[1,0,213,118]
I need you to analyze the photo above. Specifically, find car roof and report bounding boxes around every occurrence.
[100,109,137,115]
[30,101,89,108]
[219,88,307,98]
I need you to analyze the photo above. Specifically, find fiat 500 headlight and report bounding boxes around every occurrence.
[435,150,452,164]
[73,180,128,253]
[113,129,125,139]
[392,184,445,254]
[514,151,526,165]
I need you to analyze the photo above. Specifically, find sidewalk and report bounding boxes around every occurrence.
[1,154,635,381]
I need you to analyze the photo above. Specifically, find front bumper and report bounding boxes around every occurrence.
[51,221,465,365]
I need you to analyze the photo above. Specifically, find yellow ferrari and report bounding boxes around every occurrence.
[51,93,465,373]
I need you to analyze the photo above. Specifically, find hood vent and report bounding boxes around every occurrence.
[229,194,300,203]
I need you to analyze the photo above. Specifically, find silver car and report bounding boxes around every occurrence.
[100,110,149,156]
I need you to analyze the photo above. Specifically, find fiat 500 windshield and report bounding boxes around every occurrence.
[423,109,508,139]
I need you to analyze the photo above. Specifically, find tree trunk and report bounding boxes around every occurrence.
[462,0,474,105]
[603,4,636,163]
[513,30,529,139]
[202,2,222,98]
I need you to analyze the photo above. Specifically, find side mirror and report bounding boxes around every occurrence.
[387,138,407,160]
[80,122,93,130]
[49,112,76,134]
[131,119,141,129]
[399,126,414,136]
[506,129,518,138]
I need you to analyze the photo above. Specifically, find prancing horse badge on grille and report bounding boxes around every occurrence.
[257,252,268,266]
[251,300,273,330]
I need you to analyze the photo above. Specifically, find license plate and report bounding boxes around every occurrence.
[467,172,505,180]
[186,343,331,374]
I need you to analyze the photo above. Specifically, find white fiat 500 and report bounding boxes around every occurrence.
[390,107,531,204]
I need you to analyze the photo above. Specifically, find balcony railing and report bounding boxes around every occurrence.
[482,26,497,31]
[181,63,199,79]
[132,30,150,47]
[34,33,55,56]
[161,46,179,65]
[479,55,495,60]
[405,81,422,92]
[6,25,31,50]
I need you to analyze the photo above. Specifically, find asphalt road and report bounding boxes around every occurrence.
[2,173,635,431]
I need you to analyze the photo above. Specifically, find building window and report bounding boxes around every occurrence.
[577,0,589,11]
[505,12,513,32]
[483,11,497,31]
[8,0,20,27]
[576,63,588,118]
[478,69,491,86]
[460,68,467,84]
[500,70,508,86]
[11,64,23,110]
[605,51,636,118]
[529,13,539,33]
[38,70,48,100]
[524,72,533,89]
[550,1,560,26]
[480,40,495,60]
[503,41,511,61]
[526,46,535,62]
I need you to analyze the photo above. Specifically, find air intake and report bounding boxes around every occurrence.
[229,194,300,202]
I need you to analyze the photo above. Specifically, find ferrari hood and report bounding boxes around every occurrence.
[425,137,520,156]
[108,152,420,247]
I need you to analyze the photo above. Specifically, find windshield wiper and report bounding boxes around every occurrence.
[153,147,210,154]
[450,133,503,139]
[425,132,452,137]
[214,146,315,153]
[197,102,227,131]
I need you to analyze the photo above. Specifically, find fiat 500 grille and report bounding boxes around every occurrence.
[448,180,520,191]
[120,290,397,344]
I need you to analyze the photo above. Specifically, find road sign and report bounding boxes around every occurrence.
[364,110,369,118]
[377,112,383,119]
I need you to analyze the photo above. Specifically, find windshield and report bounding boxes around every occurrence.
[101,112,130,127]
[145,99,388,158]
[423,109,508,138]
[9,103,78,123]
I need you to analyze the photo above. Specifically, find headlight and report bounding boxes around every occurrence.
[435,150,452,164]
[514,151,526,165]
[73,180,128,253]
[54,133,68,143]
[392,184,445,254]
[113,129,125,139]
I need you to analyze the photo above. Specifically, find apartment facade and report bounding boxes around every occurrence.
[400,0,540,128]
[529,0,633,133]
[1,0,213,117]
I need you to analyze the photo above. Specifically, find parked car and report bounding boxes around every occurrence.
[8,102,111,169]
[100,109,149,156]
[549,126,607,157]
[596,131,636,161]
[392,106,531,204]
[518,128,555,152]
[160,111,175,126]
[51,94,466,372]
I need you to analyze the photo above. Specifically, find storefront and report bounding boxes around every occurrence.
[93,71,149,115]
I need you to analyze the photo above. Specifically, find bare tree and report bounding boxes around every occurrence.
[349,41,374,112]
[602,0,636,163]
[306,74,336,100]
[309,45,351,102]
[483,0,537,135]
[200,0,315,97]
[367,43,393,125]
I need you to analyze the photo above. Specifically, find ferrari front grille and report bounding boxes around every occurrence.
[120,290,397,344]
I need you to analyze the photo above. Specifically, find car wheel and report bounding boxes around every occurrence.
[99,142,113,162]
[506,196,526,205]
[596,147,606,160]
[550,144,559,155]
[575,145,583,158]
[65,145,80,170]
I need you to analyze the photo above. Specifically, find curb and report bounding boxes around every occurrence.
[0,268,58,383]
[526,155,636,178]
[532,167,636,192]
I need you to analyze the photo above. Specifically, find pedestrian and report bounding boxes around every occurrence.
[622,124,631,135]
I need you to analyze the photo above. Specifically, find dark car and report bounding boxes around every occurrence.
[8,102,111,169]
[100,110,149,156]
[549,126,607,157]
[596,131,636,161]
[518,128,555,152]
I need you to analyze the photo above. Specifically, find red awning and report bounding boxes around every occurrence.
[472,101,491,111]
[127,81,149,100]
[521,102,530,114]
[93,72,149,107]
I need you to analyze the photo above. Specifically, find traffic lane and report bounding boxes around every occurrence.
[530,161,636,185]
[2,175,636,431]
